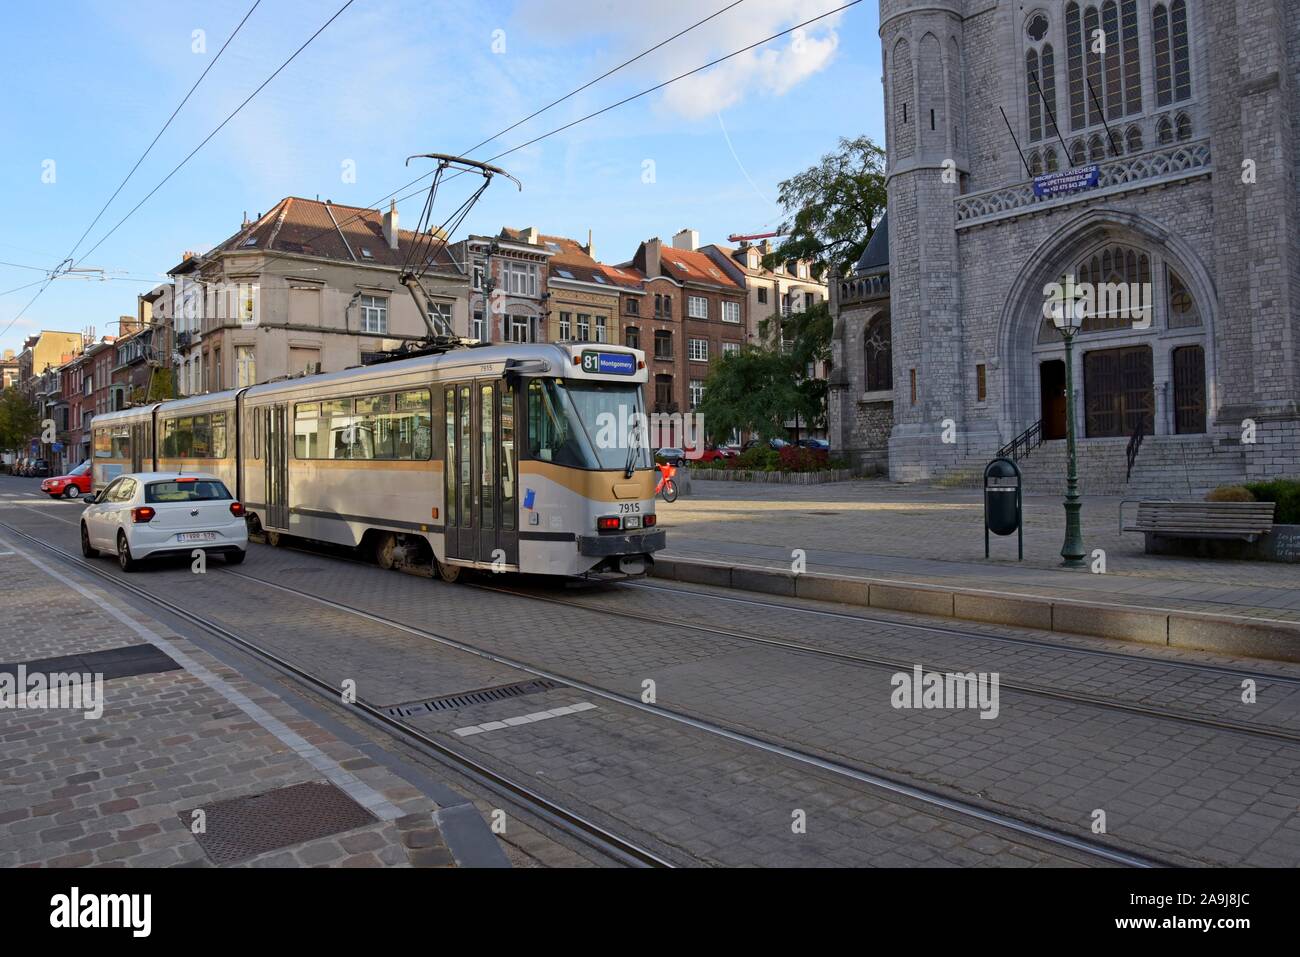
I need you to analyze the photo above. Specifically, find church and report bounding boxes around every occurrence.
[829,0,1300,492]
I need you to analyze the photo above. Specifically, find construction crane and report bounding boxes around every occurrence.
[727,230,785,243]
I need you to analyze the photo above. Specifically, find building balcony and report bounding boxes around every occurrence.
[954,138,1212,230]
[838,273,890,306]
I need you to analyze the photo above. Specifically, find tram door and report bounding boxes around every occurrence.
[444,381,518,566]
[130,424,147,472]
[263,404,289,529]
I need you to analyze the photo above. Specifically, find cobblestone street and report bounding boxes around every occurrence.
[4,476,1298,870]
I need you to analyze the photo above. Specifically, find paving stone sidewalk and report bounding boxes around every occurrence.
[0,537,459,868]
[663,479,1300,623]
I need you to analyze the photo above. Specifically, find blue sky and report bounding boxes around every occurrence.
[0,0,883,355]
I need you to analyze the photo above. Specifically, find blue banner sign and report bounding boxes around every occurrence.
[1033,164,1100,198]
[580,350,636,375]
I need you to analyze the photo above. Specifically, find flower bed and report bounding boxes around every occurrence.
[689,467,856,484]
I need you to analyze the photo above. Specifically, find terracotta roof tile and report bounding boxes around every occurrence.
[207,197,460,273]
[658,246,742,289]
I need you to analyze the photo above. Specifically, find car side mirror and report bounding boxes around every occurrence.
[83,493,98,505]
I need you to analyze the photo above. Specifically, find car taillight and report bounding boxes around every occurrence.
[643,513,657,527]
[131,507,155,523]
[597,516,621,531]
[230,502,245,517]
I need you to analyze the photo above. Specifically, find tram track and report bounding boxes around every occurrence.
[469,581,1300,746]
[0,519,675,869]
[0,505,1242,867]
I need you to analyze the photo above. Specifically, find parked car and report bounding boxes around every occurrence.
[654,447,687,466]
[42,460,93,499]
[693,445,731,463]
[28,458,51,478]
[796,438,830,451]
[80,472,248,571]
[741,438,789,452]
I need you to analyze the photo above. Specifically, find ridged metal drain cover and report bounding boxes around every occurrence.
[181,781,376,865]
[384,679,560,718]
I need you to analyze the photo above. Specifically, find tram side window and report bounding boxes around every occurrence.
[110,428,131,459]
[295,392,431,460]
[94,429,111,458]
[161,412,227,458]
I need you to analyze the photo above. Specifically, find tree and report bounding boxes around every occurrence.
[0,388,40,452]
[700,301,834,443]
[697,348,800,443]
[762,135,887,280]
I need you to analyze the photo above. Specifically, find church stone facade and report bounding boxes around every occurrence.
[830,0,1300,492]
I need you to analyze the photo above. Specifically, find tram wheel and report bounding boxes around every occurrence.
[435,559,462,583]
[373,532,398,570]
[266,530,283,548]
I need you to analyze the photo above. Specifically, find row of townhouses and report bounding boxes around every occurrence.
[4,197,826,471]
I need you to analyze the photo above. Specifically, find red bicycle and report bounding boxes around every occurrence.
[655,462,678,503]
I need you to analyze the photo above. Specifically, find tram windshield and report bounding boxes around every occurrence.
[527,379,650,471]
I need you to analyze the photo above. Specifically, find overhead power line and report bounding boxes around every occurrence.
[213,0,756,275]
[0,0,264,342]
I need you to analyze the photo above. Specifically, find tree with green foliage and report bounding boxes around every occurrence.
[0,388,40,452]
[762,135,887,280]
[700,300,834,443]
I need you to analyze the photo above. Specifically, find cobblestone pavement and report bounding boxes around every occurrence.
[6,481,1298,867]
[660,479,1300,623]
[0,492,475,868]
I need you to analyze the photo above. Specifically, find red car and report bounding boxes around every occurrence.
[690,445,736,463]
[42,460,92,499]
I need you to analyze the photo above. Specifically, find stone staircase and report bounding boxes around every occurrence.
[1008,434,1245,496]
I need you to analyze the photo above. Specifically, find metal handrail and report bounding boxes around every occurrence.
[997,419,1043,461]
[1125,417,1146,482]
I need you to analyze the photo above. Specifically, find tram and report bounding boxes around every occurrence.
[88,343,665,580]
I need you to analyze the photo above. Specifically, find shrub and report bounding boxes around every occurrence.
[1206,485,1256,503]
[736,446,778,470]
[777,446,830,473]
[1244,478,1300,524]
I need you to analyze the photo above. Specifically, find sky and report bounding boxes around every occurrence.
[0,0,884,355]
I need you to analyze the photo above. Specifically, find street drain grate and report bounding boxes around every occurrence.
[383,679,561,718]
[180,781,376,865]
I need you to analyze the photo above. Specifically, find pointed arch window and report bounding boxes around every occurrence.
[1029,151,1043,176]
[1045,147,1060,172]
[1156,116,1173,145]
[1027,50,1043,143]
[1175,112,1192,142]
[1125,125,1143,153]
[1103,2,1122,120]
[1171,0,1191,102]
[1153,4,1172,106]
[864,316,893,393]
[1075,244,1152,332]
[1084,6,1104,126]
[1070,139,1088,166]
[1067,3,1085,130]
[1088,134,1107,162]
[1121,0,1141,114]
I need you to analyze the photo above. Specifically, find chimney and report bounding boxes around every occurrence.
[521,226,539,245]
[586,228,595,260]
[672,228,699,251]
[383,200,400,250]
[644,238,663,277]
[242,210,250,228]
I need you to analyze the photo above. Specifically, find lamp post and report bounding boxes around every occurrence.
[1052,280,1087,567]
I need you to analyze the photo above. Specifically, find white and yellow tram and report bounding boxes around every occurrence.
[89,343,665,579]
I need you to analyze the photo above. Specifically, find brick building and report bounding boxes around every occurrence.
[831,0,1300,491]
[630,230,747,419]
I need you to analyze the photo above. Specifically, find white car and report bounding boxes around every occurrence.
[80,472,248,572]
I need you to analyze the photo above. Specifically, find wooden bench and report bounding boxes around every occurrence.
[1122,501,1277,543]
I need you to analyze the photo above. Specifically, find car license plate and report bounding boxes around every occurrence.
[624,515,642,529]
[178,532,216,543]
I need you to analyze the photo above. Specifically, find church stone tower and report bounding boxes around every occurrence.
[879,0,972,481]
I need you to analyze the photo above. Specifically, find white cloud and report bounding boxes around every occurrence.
[513,0,847,121]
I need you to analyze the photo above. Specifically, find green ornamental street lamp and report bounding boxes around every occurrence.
[1050,277,1087,567]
